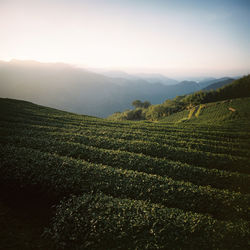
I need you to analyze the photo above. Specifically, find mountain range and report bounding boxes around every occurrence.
[202,77,234,91]
[0,60,237,117]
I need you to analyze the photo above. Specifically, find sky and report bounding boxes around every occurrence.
[0,0,250,78]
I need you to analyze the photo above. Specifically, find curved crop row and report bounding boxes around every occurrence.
[0,144,249,221]
[2,135,249,193]
[1,126,249,174]
[2,111,250,141]
[2,121,249,152]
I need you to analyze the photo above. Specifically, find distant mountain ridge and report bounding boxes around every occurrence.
[202,77,234,90]
[96,70,179,85]
[0,60,238,117]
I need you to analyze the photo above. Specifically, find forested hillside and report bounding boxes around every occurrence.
[0,98,250,249]
[109,75,250,121]
[182,75,250,105]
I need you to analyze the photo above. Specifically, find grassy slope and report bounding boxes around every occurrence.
[160,97,250,125]
[0,97,250,249]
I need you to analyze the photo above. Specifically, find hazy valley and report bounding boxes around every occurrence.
[0,60,236,117]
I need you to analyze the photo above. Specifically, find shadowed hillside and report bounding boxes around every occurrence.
[0,97,250,249]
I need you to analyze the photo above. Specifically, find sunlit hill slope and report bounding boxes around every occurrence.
[160,97,250,125]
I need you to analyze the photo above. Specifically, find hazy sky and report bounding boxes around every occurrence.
[1,0,250,77]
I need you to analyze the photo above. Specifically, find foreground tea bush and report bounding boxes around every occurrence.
[47,193,250,250]
[0,144,249,221]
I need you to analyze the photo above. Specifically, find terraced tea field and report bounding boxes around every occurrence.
[0,97,250,249]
